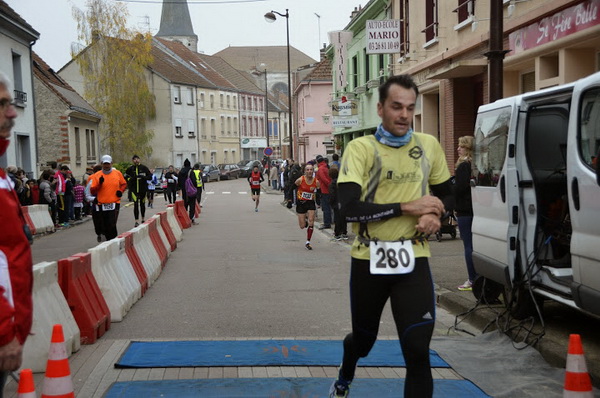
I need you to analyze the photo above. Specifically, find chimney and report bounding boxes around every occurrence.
[320,43,327,62]
[350,5,362,20]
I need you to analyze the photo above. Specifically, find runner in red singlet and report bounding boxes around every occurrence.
[295,163,320,250]
[247,164,264,212]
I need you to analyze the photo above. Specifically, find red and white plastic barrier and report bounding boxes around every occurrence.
[151,213,174,256]
[118,232,149,296]
[144,218,168,268]
[131,222,162,286]
[87,239,140,322]
[21,204,55,235]
[57,253,111,345]
[166,205,183,242]
[172,200,192,229]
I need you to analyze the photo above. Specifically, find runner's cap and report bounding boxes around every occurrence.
[101,155,112,164]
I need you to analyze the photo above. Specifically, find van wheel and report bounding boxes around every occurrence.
[472,276,503,304]
[502,283,543,320]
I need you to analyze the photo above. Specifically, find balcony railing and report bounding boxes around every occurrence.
[14,90,27,105]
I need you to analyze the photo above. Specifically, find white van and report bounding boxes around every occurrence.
[471,71,600,319]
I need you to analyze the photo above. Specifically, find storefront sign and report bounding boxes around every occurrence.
[331,99,358,116]
[508,0,600,55]
[241,138,267,148]
[332,116,359,127]
[329,30,354,90]
[366,19,401,54]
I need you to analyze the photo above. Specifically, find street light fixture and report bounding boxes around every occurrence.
[264,9,294,160]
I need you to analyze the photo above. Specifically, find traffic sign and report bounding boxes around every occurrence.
[264,147,273,156]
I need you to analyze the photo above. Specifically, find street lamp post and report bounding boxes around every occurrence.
[264,9,293,161]
[262,65,270,162]
[264,69,269,150]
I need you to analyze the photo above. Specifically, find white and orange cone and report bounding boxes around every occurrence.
[563,334,593,398]
[17,368,36,398]
[41,324,74,398]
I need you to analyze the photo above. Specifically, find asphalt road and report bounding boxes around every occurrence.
[26,178,600,394]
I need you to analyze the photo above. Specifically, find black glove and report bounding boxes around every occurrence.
[116,190,123,198]
[99,176,104,184]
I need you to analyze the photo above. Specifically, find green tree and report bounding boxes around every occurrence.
[72,0,155,162]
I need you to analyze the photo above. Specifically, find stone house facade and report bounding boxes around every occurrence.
[33,52,101,179]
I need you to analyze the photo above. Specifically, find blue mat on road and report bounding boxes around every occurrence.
[105,378,490,397]
[115,340,450,368]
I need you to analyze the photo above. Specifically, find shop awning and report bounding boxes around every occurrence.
[427,59,488,79]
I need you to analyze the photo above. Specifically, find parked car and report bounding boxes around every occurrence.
[201,164,220,183]
[217,163,241,180]
[152,167,164,193]
[239,160,263,178]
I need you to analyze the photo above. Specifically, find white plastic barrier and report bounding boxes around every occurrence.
[151,214,172,258]
[131,223,161,286]
[29,205,55,234]
[166,205,183,241]
[22,261,81,372]
[111,236,142,308]
[88,241,130,322]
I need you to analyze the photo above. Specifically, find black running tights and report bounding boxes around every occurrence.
[340,257,435,398]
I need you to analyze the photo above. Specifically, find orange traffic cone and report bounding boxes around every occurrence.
[563,334,593,398]
[17,368,36,398]
[41,325,74,398]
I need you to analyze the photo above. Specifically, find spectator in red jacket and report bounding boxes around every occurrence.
[0,71,33,391]
[315,155,332,229]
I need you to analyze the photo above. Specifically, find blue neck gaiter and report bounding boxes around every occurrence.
[374,124,413,148]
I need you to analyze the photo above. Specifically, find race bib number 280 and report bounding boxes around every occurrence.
[369,240,415,275]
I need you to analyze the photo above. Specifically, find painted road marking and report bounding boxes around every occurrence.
[205,191,255,195]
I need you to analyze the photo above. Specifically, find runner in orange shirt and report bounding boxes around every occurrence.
[90,155,127,240]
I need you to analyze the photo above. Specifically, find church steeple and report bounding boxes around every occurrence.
[156,0,198,52]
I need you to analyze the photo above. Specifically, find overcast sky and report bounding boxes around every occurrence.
[6,0,364,71]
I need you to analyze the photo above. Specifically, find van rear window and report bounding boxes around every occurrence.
[473,107,510,187]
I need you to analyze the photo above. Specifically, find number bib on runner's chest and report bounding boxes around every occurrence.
[101,202,116,211]
[301,191,314,200]
[252,181,260,186]
[369,240,416,275]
